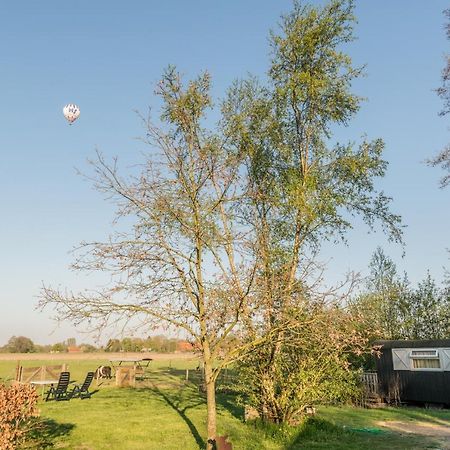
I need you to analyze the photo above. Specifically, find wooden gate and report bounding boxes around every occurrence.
[360,372,381,407]
[16,364,68,383]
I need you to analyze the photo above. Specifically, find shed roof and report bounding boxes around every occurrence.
[374,339,450,349]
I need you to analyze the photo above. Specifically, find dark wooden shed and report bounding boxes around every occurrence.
[374,339,450,406]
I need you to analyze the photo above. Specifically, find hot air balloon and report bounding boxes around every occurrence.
[63,104,80,124]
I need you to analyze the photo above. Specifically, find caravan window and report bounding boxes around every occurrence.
[410,349,441,370]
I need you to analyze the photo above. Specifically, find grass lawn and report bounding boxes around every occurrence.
[1,357,450,449]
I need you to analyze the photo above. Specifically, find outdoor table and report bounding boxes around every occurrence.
[109,357,153,378]
[30,380,58,398]
[109,358,153,376]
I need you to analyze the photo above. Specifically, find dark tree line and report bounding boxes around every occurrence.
[0,335,192,353]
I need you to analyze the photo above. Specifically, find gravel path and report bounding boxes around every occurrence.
[378,420,450,449]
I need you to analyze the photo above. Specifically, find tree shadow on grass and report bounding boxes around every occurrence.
[159,368,244,420]
[27,418,75,448]
[216,393,244,421]
[149,385,206,449]
[164,367,204,386]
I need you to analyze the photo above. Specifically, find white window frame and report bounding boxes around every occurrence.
[409,348,442,372]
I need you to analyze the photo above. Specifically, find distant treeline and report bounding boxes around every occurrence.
[0,335,194,354]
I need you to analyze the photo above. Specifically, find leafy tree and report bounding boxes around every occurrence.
[223,0,402,424]
[352,248,408,340]
[121,338,138,352]
[405,272,450,339]
[33,344,52,353]
[66,338,76,347]
[429,9,450,188]
[51,342,67,353]
[5,336,35,354]
[80,343,97,353]
[238,304,366,424]
[142,335,180,352]
[353,252,450,342]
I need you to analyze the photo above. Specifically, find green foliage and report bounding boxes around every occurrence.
[269,0,360,130]
[103,335,185,353]
[3,336,36,354]
[80,343,97,353]
[351,248,409,341]
[237,305,365,425]
[66,338,76,347]
[51,342,67,353]
[222,0,401,426]
[223,0,402,253]
[405,272,450,339]
[352,248,450,345]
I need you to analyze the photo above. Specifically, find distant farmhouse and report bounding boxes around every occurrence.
[67,346,82,354]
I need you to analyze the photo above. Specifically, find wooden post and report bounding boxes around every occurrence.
[15,361,21,382]
[185,369,189,381]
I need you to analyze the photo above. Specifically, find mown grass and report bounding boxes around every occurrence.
[1,358,449,449]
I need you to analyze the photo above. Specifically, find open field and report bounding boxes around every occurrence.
[2,356,450,449]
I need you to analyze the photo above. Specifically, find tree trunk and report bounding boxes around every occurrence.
[205,364,217,450]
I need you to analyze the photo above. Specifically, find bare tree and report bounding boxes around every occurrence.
[40,67,258,449]
[429,9,450,188]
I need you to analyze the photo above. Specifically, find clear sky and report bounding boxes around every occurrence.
[0,1,448,345]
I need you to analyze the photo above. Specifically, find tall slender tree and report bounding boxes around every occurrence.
[222,0,402,423]
[406,272,450,339]
[351,248,409,341]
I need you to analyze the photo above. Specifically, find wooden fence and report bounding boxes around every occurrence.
[15,363,68,383]
[361,371,379,396]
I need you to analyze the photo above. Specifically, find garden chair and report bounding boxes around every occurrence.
[70,371,95,399]
[45,371,71,402]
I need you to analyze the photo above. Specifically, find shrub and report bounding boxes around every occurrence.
[0,383,40,449]
[237,305,367,425]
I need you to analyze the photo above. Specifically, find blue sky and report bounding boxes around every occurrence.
[0,1,448,345]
